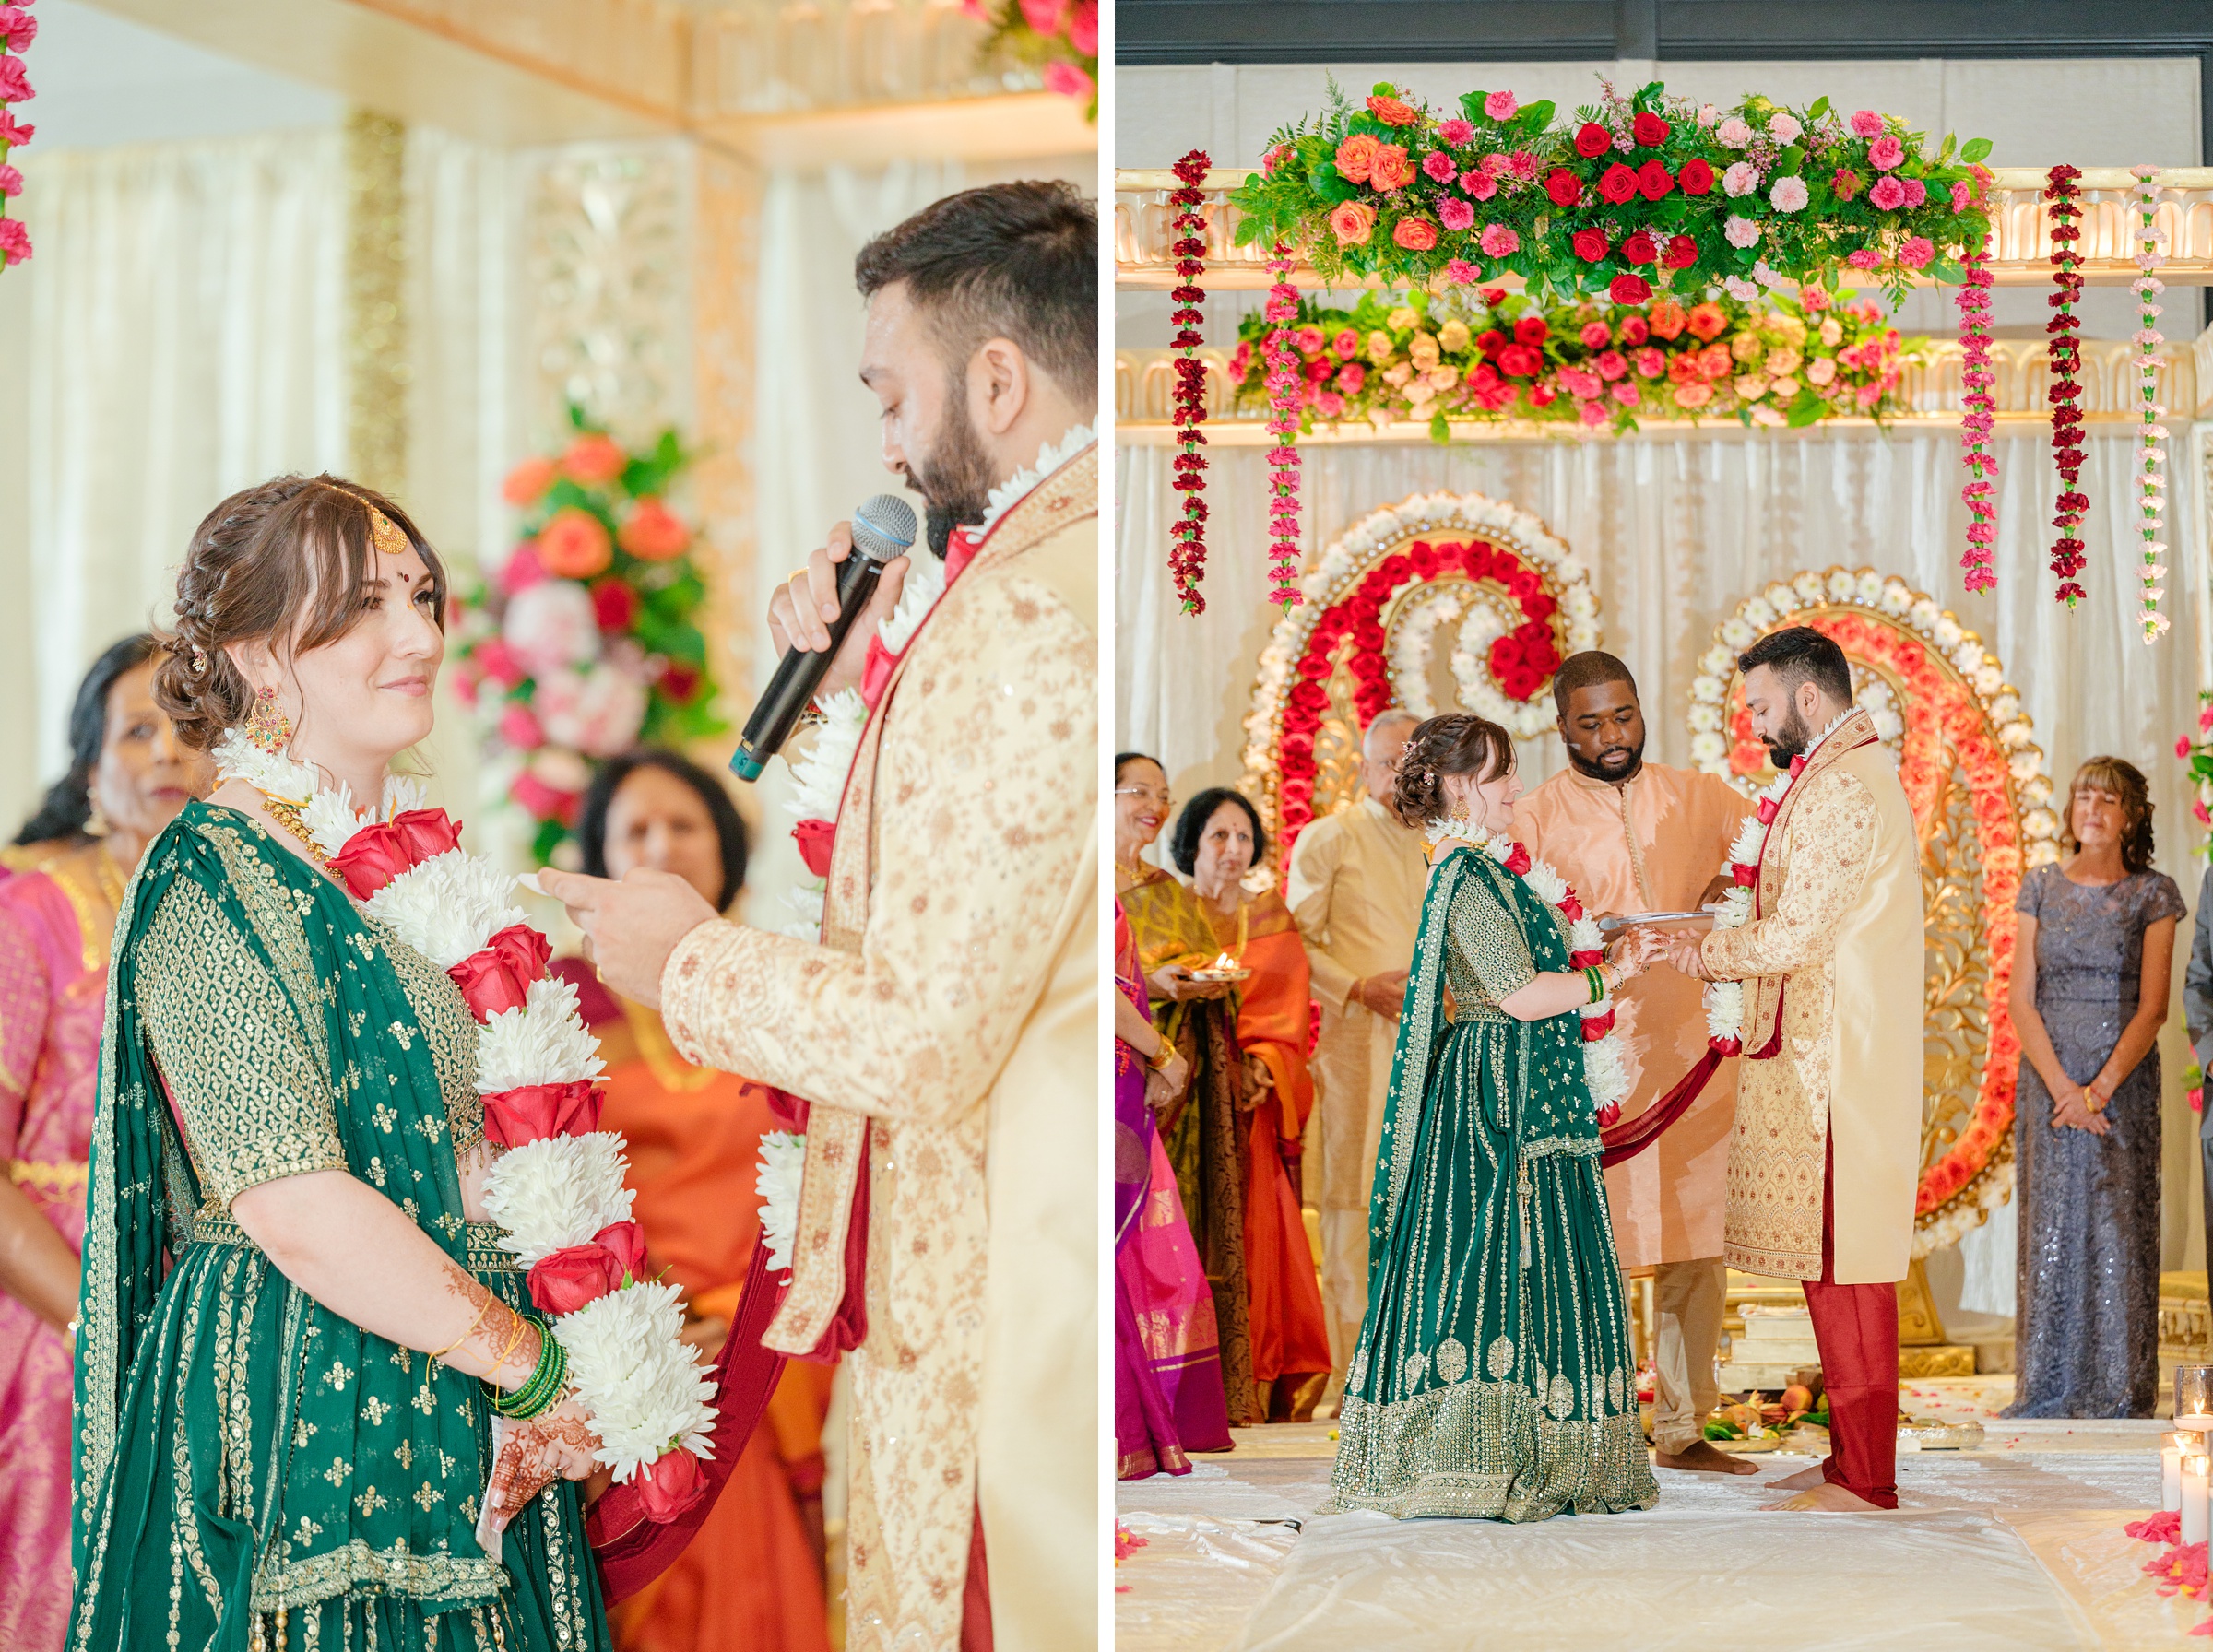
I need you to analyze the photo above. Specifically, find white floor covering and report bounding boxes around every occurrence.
[1116,1391,2205,1650]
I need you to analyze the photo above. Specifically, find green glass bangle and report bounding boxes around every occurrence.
[488,1318,566,1420]
[1585,965,1604,1005]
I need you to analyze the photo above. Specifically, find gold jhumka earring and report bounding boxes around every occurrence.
[243,685,293,754]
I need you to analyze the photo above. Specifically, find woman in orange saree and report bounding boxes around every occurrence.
[1170,787,1333,1422]
[562,750,832,1652]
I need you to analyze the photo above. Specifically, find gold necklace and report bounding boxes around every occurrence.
[261,796,331,867]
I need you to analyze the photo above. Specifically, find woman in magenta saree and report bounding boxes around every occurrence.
[1114,899,1233,1477]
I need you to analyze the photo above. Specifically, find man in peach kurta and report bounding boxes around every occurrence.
[1672,628,1923,1514]
[1284,710,1426,1409]
[1514,654,1754,1475]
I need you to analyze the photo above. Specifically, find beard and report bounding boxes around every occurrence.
[1761,704,1817,768]
[1568,732,1644,785]
[904,382,999,559]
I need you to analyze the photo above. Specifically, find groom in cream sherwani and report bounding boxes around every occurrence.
[546,181,1097,1651]
[1668,625,1923,1514]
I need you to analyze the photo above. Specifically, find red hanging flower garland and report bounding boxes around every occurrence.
[1168,149,1212,614]
[1262,242,1305,611]
[1955,218,1996,594]
[2044,164,2088,607]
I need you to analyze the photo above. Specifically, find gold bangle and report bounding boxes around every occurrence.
[1146,1039,1178,1071]
[425,1286,497,1364]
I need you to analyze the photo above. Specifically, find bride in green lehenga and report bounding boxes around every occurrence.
[1330,714,1663,1523]
[71,476,616,1651]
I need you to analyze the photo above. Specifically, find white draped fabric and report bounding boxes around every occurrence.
[1117,428,2210,1290]
[17,132,348,789]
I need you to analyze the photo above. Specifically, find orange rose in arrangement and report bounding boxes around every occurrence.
[502,456,557,507]
[1686,301,1728,342]
[1392,217,1438,252]
[1366,92,1416,125]
[1369,144,1415,191]
[1647,299,1688,340]
[617,497,691,560]
[1330,200,1378,245]
[1335,133,1381,183]
[536,507,613,578]
[561,431,629,488]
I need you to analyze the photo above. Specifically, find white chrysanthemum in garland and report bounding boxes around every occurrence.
[213,727,423,833]
[367,848,529,969]
[555,1281,719,1481]
[477,975,606,1093]
[755,1130,805,1272]
[483,1131,634,1266]
[1702,770,1793,1045]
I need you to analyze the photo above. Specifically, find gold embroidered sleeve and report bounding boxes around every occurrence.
[662,569,1095,1127]
[137,877,346,1207]
[1284,818,1358,1015]
[1701,770,1876,982]
[1448,874,1536,1005]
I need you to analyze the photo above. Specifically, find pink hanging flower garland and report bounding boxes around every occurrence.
[1954,221,1996,594]
[2128,165,2172,642]
[1167,149,1212,614]
[1261,242,1305,612]
[0,3,35,268]
[2044,164,2088,608]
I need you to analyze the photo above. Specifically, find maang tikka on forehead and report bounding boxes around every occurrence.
[367,505,408,559]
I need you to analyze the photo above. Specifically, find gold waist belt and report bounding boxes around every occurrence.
[7,1158,89,1199]
[189,1209,520,1275]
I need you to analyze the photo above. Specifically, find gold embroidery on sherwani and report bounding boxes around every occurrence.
[1703,724,1880,1280]
[662,445,1097,1652]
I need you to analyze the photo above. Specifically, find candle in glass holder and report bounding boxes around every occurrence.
[2183,1449,2210,1546]
[2176,1365,2213,1435]
[2166,1431,2191,1512]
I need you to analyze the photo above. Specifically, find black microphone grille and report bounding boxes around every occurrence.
[850,494,919,562]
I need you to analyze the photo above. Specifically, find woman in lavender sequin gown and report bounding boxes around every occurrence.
[2006,758,2184,1419]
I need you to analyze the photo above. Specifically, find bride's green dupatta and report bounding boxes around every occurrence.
[71,802,606,1650]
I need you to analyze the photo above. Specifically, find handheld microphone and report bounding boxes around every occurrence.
[728,493,918,783]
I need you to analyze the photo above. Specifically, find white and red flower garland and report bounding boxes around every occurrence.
[1699,766,1800,1052]
[1261,242,1305,612]
[214,730,719,1521]
[2128,165,2172,643]
[0,2,32,270]
[1421,819,1630,1122]
[1168,148,1212,615]
[1955,226,1996,593]
[2044,164,2088,608]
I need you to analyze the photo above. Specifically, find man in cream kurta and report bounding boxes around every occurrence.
[1514,653,1754,1474]
[1284,710,1426,1409]
[1673,628,1923,1514]
[543,182,1097,1650]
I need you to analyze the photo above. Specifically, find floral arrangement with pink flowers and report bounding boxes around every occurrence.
[1228,77,1992,302]
[2179,690,2213,861]
[452,409,726,865]
[0,2,36,270]
[1229,284,1924,436]
[969,0,1096,119]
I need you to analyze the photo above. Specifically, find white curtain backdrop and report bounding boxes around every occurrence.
[1118,427,2210,1291]
[20,131,348,785]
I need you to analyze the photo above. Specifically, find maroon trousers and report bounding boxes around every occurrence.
[1803,1138,1899,1508]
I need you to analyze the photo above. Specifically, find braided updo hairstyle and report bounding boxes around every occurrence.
[154,474,446,750]
[1389,713,1515,830]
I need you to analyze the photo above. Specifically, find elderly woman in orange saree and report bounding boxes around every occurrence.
[558,750,832,1652]
[1170,786,1334,1423]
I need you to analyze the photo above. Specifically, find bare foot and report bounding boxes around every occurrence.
[1652,1439,1760,1475]
[1768,1461,1827,1493]
[1762,1482,1885,1512]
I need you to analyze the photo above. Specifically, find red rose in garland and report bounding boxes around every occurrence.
[1632,111,1671,146]
[1574,121,1613,158]
[1573,228,1609,262]
[1662,234,1698,269]
[1636,159,1674,199]
[1544,167,1583,207]
[1609,273,1651,304]
[1513,315,1548,346]
[1678,157,1714,195]
[1598,163,1639,205]
[1620,230,1658,266]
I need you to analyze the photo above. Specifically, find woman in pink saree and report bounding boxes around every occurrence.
[0,637,209,1651]
[1114,755,1235,1477]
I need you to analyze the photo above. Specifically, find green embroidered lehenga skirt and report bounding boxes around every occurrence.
[1329,845,1658,1522]
[70,802,614,1651]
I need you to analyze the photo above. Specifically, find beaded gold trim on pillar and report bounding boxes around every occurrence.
[345,108,409,500]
